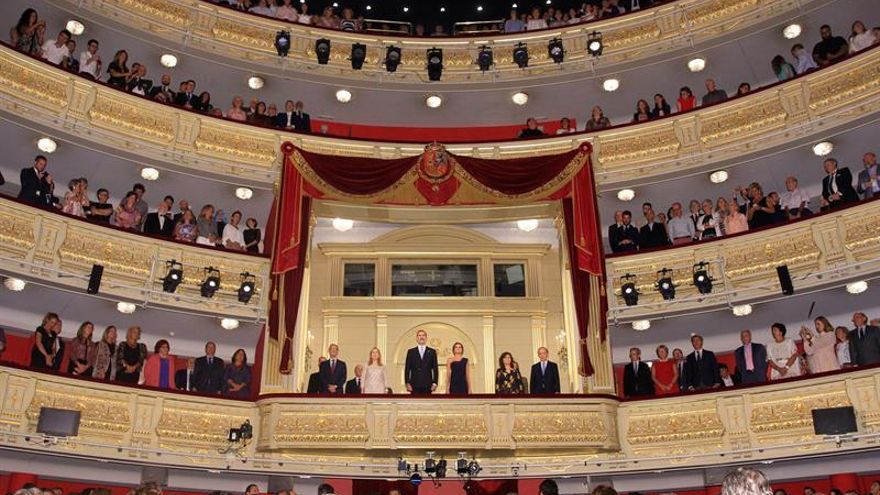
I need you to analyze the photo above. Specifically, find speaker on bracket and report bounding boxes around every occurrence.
[776,265,794,296]
[87,264,104,295]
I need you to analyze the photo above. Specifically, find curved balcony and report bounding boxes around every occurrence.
[48,0,823,86]
[604,198,880,322]
[0,195,270,319]
[1,363,878,478]
[1,43,878,188]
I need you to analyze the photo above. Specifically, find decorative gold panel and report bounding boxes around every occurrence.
[274,410,369,444]
[627,405,724,446]
[596,126,681,166]
[117,0,190,26]
[699,98,787,146]
[394,413,488,444]
[0,57,68,111]
[89,95,175,143]
[749,383,850,441]
[808,62,880,112]
[195,122,278,165]
[156,405,250,446]
[512,410,609,444]
[25,384,131,437]
[0,209,36,253]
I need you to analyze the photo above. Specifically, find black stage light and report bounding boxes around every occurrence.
[656,268,675,300]
[548,38,564,63]
[200,266,221,298]
[477,45,493,71]
[275,30,291,57]
[239,419,253,440]
[513,42,529,68]
[435,460,448,478]
[620,273,639,306]
[456,454,469,475]
[227,427,241,442]
[350,43,366,70]
[238,272,256,304]
[315,38,331,64]
[467,460,482,477]
[692,261,713,295]
[426,47,443,81]
[162,260,183,294]
[385,46,402,72]
[587,31,603,56]
[425,457,436,474]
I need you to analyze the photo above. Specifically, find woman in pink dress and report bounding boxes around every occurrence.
[801,316,841,374]
[651,344,679,395]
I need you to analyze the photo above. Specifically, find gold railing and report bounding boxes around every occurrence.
[605,199,880,321]
[1,364,878,477]
[49,0,824,83]
[0,44,878,186]
[0,196,270,319]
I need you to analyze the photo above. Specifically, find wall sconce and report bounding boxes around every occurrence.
[555,330,568,367]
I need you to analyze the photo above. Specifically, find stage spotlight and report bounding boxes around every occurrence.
[548,38,564,63]
[200,267,221,298]
[456,453,469,475]
[468,459,482,476]
[587,31,603,56]
[692,262,713,295]
[162,260,183,293]
[350,43,366,70]
[275,30,291,57]
[656,268,675,300]
[385,45,402,72]
[425,456,436,474]
[477,45,493,71]
[620,273,639,306]
[426,47,443,81]
[238,272,256,304]
[315,38,331,64]
[513,42,528,68]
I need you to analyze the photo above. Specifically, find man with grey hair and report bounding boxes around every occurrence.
[721,467,772,495]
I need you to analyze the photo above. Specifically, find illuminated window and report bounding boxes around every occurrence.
[493,264,526,297]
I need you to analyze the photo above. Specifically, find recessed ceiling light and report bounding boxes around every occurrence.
[477,5,483,11]
[602,78,619,92]
[846,281,868,294]
[332,2,338,7]
[512,3,518,7]
[617,189,635,201]
[140,167,160,181]
[116,302,136,314]
[545,0,551,4]
[782,23,802,39]
[687,57,706,72]
[709,170,729,184]
[247,76,265,90]
[517,219,539,232]
[632,319,650,331]
[65,19,85,36]
[512,91,529,105]
[335,89,352,103]
[220,318,240,330]
[160,53,178,68]
[812,141,834,156]
[440,7,446,12]
[403,6,409,12]
[365,5,372,10]
[732,304,753,316]
[37,137,57,154]
[425,94,443,108]
[3,278,26,291]
[235,187,254,200]
[332,218,354,232]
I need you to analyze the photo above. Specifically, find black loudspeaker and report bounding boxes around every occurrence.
[776,265,794,295]
[37,407,81,437]
[812,406,857,435]
[87,264,104,294]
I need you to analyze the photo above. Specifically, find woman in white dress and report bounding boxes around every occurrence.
[362,347,389,394]
[767,323,802,380]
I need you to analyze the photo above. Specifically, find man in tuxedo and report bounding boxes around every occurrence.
[404,329,438,394]
[292,101,311,133]
[622,347,655,397]
[734,329,767,384]
[306,356,325,393]
[684,335,720,390]
[18,155,55,207]
[126,63,153,96]
[639,207,669,249]
[174,80,197,108]
[318,344,347,394]
[821,158,859,209]
[175,358,196,391]
[848,312,880,366]
[609,210,639,252]
[856,152,879,199]
[193,341,225,394]
[529,346,561,394]
[345,364,364,394]
[143,200,175,237]
[274,100,297,129]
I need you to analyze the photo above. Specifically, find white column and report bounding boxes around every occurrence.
[482,315,495,394]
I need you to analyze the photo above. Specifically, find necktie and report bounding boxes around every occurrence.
[356,378,360,389]
[208,357,212,365]
[831,173,838,194]
[744,344,754,371]
[541,362,546,374]
[860,327,865,340]
[697,351,702,361]
[331,360,336,374]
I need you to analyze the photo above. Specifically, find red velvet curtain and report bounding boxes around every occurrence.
[454,147,582,195]
[295,147,419,195]
[563,197,595,377]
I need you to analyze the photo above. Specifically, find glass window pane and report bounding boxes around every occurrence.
[391,264,478,297]
[494,264,526,297]
[343,263,375,296]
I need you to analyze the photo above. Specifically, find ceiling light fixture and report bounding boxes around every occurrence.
[512,91,529,105]
[782,23,802,39]
[846,281,868,295]
[140,167,160,181]
[335,89,352,103]
[812,141,834,156]
[477,5,483,11]
[3,278,26,291]
[66,19,85,36]
[37,137,57,154]
[617,189,635,201]
[440,7,446,12]
[160,53,178,68]
[332,218,354,232]
[365,5,371,10]
[247,76,265,90]
[235,187,254,200]
[425,94,443,108]
[709,170,729,184]
[517,219,539,232]
[632,320,651,331]
[602,78,619,92]
[220,318,240,330]
[687,57,707,72]
[116,302,136,314]
[403,6,409,12]
[732,304,753,316]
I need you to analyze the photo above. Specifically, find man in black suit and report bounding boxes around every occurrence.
[274,100,297,129]
[622,347,655,397]
[193,341,225,394]
[684,334,720,390]
[318,344,347,394]
[306,356,325,393]
[529,346,561,394]
[639,207,669,249]
[849,312,880,367]
[344,364,363,394]
[734,330,768,384]
[719,363,739,387]
[609,210,639,252]
[292,100,311,133]
[174,80,197,108]
[18,155,55,207]
[404,329,438,394]
[607,210,623,252]
[175,358,196,391]
[149,73,174,100]
[126,63,153,96]
[143,200,175,237]
[821,158,859,210]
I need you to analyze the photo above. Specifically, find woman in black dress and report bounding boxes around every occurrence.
[114,326,146,384]
[30,312,61,369]
[224,349,252,398]
[446,342,470,395]
[106,50,130,88]
[243,218,261,254]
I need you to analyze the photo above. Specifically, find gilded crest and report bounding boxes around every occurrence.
[418,142,453,184]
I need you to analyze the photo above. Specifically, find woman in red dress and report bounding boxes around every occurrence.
[651,344,680,395]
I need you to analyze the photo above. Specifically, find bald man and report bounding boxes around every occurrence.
[530,346,561,394]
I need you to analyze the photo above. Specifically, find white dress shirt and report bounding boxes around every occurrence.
[222,224,245,247]
[78,50,100,78]
[41,40,70,65]
[781,187,811,210]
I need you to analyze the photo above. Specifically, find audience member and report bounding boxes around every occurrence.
[404,329,438,394]
[721,467,772,495]
[585,106,611,130]
[344,364,363,394]
[609,210,639,252]
[835,325,852,367]
[736,82,751,96]
[11,8,45,56]
[224,348,252,397]
[114,191,142,229]
[820,157,859,209]
[623,347,654,397]
[30,312,62,370]
[651,93,671,118]
[801,316,841,374]
[18,155,55,207]
[666,202,695,245]
[92,325,117,379]
[780,176,812,219]
[115,326,147,384]
[856,151,879,199]
[222,210,246,250]
[684,334,720,390]
[518,118,545,138]
[243,218,262,253]
[143,199,175,237]
[446,342,471,394]
[701,79,728,106]
[175,358,196,391]
[734,330,767,384]
[632,99,652,122]
[539,479,559,495]
[718,363,737,387]
[849,312,880,366]
[639,206,669,248]
[677,86,696,112]
[40,29,71,65]
[67,321,96,376]
[194,341,226,394]
[106,49,130,88]
[362,347,388,394]
[306,356,325,393]
[319,344,347,394]
[143,339,177,388]
[771,54,796,81]
[530,346,561,394]
[792,43,818,74]
[556,117,575,134]
[767,323,801,380]
[849,20,874,53]
[495,351,525,394]
[813,24,850,66]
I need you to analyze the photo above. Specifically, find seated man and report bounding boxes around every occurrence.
[175,358,196,391]
[719,363,738,387]
[518,118,545,138]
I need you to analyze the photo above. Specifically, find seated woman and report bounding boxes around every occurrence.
[631,99,652,123]
[143,339,177,389]
[92,325,118,380]
[114,326,147,384]
[67,321,96,376]
[224,349,252,398]
[495,352,525,394]
[676,86,696,112]
[30,312,62,370]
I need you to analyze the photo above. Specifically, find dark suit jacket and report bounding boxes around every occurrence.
[319,359,347,394]
[149,84,173,99]
[822,167,859,205]
[529,361,561,394]
[18,167,54,206]
[292,111,311,133]
[622,361,655,397]
[734,343,768,384]
[175,368,194,391]
[193,356,225,394]
[849,325,880,366]
[273,112,296,128]
[344,377,362,394]
[143,212,175,237]
[684,349,720,389]
[639,222,669,249]
[609,224,639,252]
[404,347,438,390]
[857,166,879,199]
[174,91,197,107]
[127,77,153,94]
[306,371,321,394]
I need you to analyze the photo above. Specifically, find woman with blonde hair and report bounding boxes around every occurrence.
[67,321,96,376]
[362,347,388,394]
[801,316,841,374]
[92,325,118,379]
